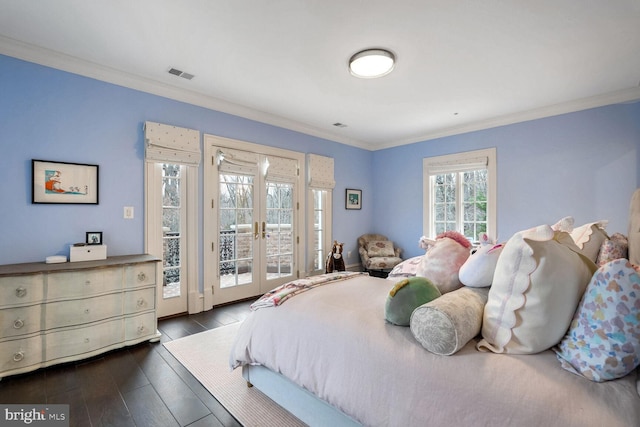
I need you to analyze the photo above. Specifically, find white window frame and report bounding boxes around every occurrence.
[422,147,497,241]
[307,188,333,275]
[145,161,200,314]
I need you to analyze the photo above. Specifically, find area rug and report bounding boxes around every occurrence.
[164,323,304,427]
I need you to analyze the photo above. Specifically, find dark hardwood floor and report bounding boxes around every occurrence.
[0,300,254,427]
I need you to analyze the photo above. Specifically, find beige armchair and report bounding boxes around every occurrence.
[358,234,403,273]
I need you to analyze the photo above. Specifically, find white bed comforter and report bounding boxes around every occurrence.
[230,274,640,427]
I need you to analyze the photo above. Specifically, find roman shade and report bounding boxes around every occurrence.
[144,121,201,165]
[307,153,335,189]
[425,155,488,175]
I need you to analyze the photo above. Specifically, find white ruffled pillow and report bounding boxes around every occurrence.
[570,220,609,262]
[478,225,597,354]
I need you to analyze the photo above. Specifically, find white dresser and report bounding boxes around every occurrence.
[0,254,161,379]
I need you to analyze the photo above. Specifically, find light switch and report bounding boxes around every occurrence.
[124,206,134,219]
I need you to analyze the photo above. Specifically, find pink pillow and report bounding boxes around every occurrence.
[416,237,470,294]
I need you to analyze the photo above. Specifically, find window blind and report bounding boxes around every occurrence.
[425,155,488,175]
[144,121,201,165]
[216,148,259,175]
[307,154,335,189]
[265,155,298,182]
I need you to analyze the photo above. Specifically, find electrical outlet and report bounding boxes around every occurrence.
[124,206,134,219]
[348,251,352,259]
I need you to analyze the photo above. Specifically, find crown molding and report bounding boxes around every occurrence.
[374,86,640,150]
[0,36,369,150]
[2,35,638,152]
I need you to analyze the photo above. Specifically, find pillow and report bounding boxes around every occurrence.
[385,276,441,326]
[554,259,640,382]
[570,221,609,262]
[629,189,640,265]
[367,240,395,257]
[458,242,504,288]
[596,232,628,266]
[477,225,597,354]
[416,237,470,294]
[551,216,575,232]
[411,287,489,355]
[387,256,422,279]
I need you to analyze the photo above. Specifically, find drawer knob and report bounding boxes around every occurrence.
[84,309,90,314]
[84,338,90,343]
[85,280,91,285]
[15,287,27,298]
[13,351,24,362]
[13,318,24,329]
[137,325,145,334]
[136,298,145,308]
[137,272,147,282]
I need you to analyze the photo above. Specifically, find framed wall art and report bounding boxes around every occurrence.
[345,188,362,210]
[32,159,99,204]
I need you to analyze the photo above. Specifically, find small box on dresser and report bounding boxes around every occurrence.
[69,244,107,262]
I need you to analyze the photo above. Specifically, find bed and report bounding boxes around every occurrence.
[230,191,640,426]
[230,274,640,426]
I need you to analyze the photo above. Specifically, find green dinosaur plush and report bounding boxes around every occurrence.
[385,276,441,326]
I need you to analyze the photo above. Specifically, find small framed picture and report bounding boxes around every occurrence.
[345,188,362,210]
[86,232,103,245]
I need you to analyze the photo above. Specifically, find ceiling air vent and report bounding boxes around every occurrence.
[168,68,195,80]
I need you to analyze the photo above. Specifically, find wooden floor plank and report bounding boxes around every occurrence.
[0,302,248,427]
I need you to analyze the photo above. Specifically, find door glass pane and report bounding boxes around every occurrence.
[312,190,324,271]
[265,181,294,280]
[162,164,182,299]
[219,173,254,288]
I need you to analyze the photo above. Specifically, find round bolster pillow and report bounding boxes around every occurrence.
[410,287,489,355]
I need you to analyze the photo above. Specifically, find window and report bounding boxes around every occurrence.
[423,148,496,243]
[310,189,332,273]
[144,121,199,317]
[307,154,335,275]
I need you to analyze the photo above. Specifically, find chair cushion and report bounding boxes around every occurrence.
[367,256,403,270]
[366,240,396,257]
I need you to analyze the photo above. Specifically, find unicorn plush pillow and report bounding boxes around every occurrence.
[459,234,503,288]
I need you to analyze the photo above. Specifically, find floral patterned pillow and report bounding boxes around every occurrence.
[366,240,395,257]
[387,256,422,278]
[554,259,640,382]
[596,232,628,266]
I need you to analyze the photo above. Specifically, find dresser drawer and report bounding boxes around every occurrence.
[0,335,43,373]
[45,319,123,361]
[47,267,122,300]
[124,312,156,342]
[0,304,42,338]
[0,274,44,307]
[124,263,156,289]
[124,288,155,314]
[45,293,123,329]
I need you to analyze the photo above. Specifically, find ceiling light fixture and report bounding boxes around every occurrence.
[349,49,395,78]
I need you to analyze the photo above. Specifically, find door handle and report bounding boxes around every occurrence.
[262,221,266,239]
[254,222,259,240]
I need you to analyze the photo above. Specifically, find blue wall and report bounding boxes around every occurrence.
[1,54,639,274]
[372,103,640,258]
[0,54,373,269]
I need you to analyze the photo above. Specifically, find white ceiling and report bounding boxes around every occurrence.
[1,0,639,150]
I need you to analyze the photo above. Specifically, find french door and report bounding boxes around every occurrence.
[204,135,305,307]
